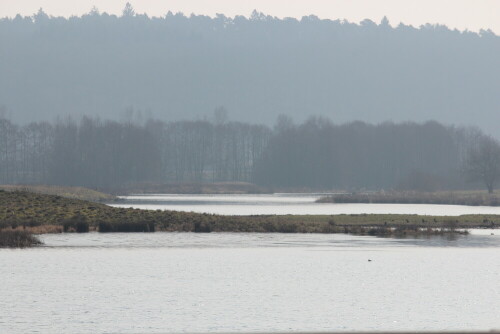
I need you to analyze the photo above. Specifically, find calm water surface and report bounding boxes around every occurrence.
[111,193,500,216]
[1,231,500,333]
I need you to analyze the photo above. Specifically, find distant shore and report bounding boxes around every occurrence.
[317,190,500,207]
[103,182,272,195]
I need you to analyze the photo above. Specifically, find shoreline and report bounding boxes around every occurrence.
[317,190,500,207]
[3,190,500,248]
[1,223,473,248]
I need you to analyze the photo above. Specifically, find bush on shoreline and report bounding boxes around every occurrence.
[0,230,43,248]
[98,221,155,233]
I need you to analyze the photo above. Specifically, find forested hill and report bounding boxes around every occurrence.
[1,7,499,134]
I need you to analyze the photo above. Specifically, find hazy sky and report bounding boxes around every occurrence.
[1,0,499,33]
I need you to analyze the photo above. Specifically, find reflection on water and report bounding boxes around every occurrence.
[1,232,500,333]
[111,193,500,216]
[37,230,500,249]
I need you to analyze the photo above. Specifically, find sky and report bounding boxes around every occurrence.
[1,0,499,34]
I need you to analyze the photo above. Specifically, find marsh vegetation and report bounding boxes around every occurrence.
[318,190,500,206]
[1,191,497,241]
[0,185,116,202]
[0,230,42,248]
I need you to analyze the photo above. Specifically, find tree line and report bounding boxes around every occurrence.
[1,115,497,191]
[0,116,270,188]
[1,5,499,136]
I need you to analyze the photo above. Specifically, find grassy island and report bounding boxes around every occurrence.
[0,184,116,202]
[1,190,499,239]
[317,190,500,207]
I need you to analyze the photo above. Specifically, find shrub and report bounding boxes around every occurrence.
[99,221,155,233]
[0,230,42,248]
[62,214,90,233]
[75,221,90,233]
[194,222,212,233]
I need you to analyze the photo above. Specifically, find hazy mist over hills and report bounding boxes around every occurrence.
[1,7,499,134]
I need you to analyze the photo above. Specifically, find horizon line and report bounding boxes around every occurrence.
[1,7,497,37]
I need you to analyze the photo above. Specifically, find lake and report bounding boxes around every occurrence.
[111,193,500,216]
[1,231,500,333]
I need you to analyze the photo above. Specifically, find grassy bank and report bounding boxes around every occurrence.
[0,230,42,248]
[0,185,116,202]
[1,190,498,238]
[317,190,500,207]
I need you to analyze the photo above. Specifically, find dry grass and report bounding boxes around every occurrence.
[24,225,63,234]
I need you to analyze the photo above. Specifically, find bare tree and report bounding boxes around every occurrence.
[463,135,500,193]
